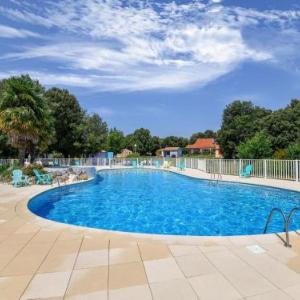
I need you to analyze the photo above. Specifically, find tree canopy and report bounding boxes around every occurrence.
[0,75,53,161]
[45,87,85,157]
[218,99,300,159]
[217,101,271,158]
[1,74,299,160]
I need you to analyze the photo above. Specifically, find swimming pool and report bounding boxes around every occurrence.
[28,169,300,236]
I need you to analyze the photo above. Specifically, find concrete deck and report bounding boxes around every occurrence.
[0,167,300,300]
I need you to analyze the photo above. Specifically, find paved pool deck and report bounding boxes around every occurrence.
[0,167,300,300]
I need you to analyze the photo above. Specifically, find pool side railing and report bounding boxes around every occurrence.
[1,157,299,182]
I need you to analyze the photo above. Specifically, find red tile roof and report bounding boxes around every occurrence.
[186,138,219,150]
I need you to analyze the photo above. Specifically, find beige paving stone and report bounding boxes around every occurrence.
[253,234,284,245]
[58,229,84,241]
[144,257,184,283]
[287,253,300,274]
[224,266,276,297]
[14,222,41,234]
[80,235,108,251]
[233,248,300,288]
[189,273,242,300]
[0,241,30,271]
[264,243,298,264]
[109,262,147,290]
[65,293,103,300]
[138,242,171,261]
[168,245,201,257]
[150,278,198,300]
[198,245,228,253]
[31,297,64,300]
[7,231,39,244]
[205,248,248,273]
[21,271,71,299]
[66,291,107,300]
[175,253,216,277]
[0,234,9,243]
[0,217,26,236]
[109,245,141,265]
[66,266,108,297]
[30,228,62,244]
[109,284,152,300]
[1,242,54,276]
[284,282,300,300]
[229,236,257,246]
[38,239,82,273]
[109,237,137,248]
[75,249,108,269]
[0,274,32,300]
[245,289,292,300]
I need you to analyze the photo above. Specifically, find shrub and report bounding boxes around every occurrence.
[273,149,287,159]
[237,132,273,159]
[22,163,46,176]
[285,143,300,159]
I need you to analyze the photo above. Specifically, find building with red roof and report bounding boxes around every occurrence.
[186,138,222,158]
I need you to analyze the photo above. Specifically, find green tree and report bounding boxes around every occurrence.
[125,128,153,155]
[45,88,85,157]
[0,131,17,157]
[161,136,189,148]
[83,114,108,155]
[217,101,271,158]
[263,100,300,150]
[285,142,300,159]
[151,136,162,155]
[237,132,273,159]
[107,128,125,154]
[0,75,53,162]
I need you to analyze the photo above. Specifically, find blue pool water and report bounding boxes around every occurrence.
[28,169,300,236]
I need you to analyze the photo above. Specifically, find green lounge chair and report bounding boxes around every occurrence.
[33,169,52,184]
[240,164,253,177]
[12,170,29,187]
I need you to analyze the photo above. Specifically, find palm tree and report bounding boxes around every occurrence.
[0,75,53,163]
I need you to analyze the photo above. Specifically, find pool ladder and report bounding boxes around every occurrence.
[264,207,300,247]
[209,172,222,185]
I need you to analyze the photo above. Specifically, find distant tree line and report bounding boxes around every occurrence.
[0,75,299,161]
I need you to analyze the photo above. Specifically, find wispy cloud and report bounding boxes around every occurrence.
[0,0,300,91]
[0,24,39,38]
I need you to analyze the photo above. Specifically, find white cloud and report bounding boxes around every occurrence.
[0,24,39,38]
[0,0,299,91]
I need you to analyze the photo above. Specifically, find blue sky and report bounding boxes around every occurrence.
[1,0,300,137]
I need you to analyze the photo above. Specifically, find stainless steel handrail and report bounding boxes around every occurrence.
[209,172,222,184]
[286,207,300,233]
[264,208,291,247]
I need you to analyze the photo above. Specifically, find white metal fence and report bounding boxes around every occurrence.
[1,157,299,182]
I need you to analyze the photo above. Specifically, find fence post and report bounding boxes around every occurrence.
[264,159,267,179]
[239,159,242,174]
[296,160,299,182]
